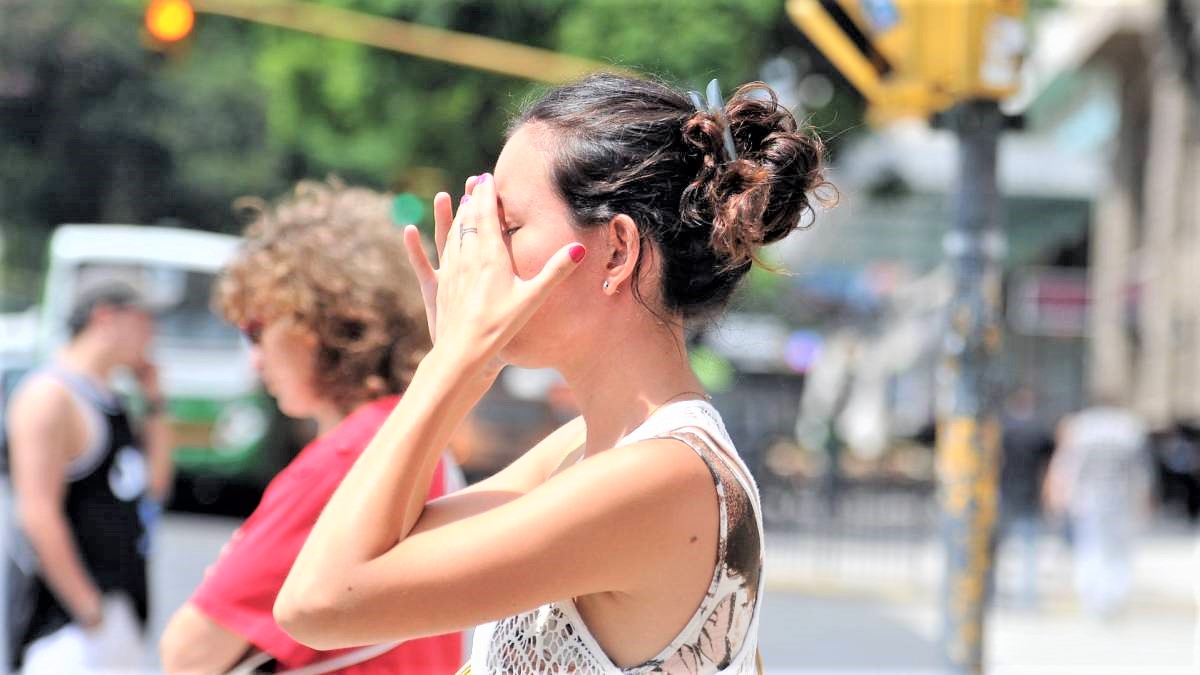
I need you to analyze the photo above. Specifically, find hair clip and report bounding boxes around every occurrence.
[688,78,738,163]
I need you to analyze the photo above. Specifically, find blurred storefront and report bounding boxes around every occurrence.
[766,0,1200,525]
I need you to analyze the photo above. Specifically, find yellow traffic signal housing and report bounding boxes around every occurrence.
[788,0,1025,122]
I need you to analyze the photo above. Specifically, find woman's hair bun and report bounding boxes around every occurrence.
[680,83,831,267]
[515,73,832,320]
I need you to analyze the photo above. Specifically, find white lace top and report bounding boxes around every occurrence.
[468,400,764,674]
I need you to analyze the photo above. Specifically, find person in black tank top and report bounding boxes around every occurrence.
[3,282,172,672]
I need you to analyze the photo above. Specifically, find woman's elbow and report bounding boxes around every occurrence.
[273,585,346,650]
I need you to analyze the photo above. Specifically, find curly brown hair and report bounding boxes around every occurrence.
[216,178,430,414]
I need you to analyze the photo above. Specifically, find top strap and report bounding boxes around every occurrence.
[659,425,761,515]
[42,366,121,414]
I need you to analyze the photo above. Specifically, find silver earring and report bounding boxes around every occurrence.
[603,280,610,290]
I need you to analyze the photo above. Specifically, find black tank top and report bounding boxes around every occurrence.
[4,368,149,669]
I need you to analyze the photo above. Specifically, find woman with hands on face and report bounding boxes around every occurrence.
[276,74,830,674]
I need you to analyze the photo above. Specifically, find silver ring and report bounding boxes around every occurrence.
[459,227,479,239]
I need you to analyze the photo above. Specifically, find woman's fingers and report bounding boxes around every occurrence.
[467,173,503,250]
[432,191,453,265]
[402,225,436,285]
[402,225,439,341]
[441,194,469,272]
[431,172,583,362]
[439,174,483,262]
[523,243,587,305]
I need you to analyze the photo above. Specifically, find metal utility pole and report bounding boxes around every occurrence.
[936,100,1007,674]
[784,3,1025,671]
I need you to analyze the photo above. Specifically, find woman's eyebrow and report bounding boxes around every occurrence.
[496,191,524,220]
[495,192,514,227]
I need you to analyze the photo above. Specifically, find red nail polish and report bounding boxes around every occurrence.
[569,244,586,263]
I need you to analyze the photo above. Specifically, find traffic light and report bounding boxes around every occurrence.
[145,0,195,44]
[788,0,1026,122]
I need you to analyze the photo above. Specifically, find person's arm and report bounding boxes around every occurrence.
[411,415,585,533]
[162,414,576,673]
[7,378,104,629]
[160,603,250,675]
[143,413,173,503]
[134,360,174,502]
[1042,419,1075,516]
[160,529,249,673]
[277,394,716,650]
[1134,433,1157,519]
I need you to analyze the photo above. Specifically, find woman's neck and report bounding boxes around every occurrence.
[315,407,346,436]
[561,321,705,455]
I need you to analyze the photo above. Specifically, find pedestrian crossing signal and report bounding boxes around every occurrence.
[788,0,1026,123]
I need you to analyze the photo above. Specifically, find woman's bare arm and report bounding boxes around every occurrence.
[408,415,585,535]
[277,425,716,650]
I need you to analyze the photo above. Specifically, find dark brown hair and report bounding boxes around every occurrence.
[513,73,831,320]
[216,178,430,414]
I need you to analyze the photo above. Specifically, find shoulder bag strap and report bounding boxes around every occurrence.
[227,642,401,675]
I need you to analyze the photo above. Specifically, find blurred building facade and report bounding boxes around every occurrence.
[781,0,1200,451]
[1086,0,1200,430]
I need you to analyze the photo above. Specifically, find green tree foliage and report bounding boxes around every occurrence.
[249,0,830,195]
[0,0,863,308]
[0,0,285,233]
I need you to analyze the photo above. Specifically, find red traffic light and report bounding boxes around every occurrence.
[145,0,195,43]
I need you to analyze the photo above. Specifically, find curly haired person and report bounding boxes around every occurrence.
[161,179,463,674]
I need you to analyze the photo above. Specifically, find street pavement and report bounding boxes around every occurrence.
[2,509,1196,672]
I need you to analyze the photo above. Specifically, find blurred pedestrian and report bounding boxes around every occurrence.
[794,332,856,515]
[4,281,173,674]
[159,179,462,674]
[1044,399,1154,619]
[1156,424,1200,522]
[273,74,827,674]
[994,385,1055,609]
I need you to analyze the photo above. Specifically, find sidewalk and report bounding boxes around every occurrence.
[764,524,1197,613]
[759,523,1197,672]
[760,591,1194,673]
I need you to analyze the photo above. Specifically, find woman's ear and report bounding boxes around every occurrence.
[603,214,640,296]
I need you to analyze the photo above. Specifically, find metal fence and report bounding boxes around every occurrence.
[762,474,940,594]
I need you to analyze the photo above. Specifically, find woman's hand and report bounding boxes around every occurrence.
[403,174,479,343]
[404,172,586,373]
[131,358,163,403]
[403,175,505,386]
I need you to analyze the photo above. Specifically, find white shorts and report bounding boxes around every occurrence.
[21,594,144,675]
